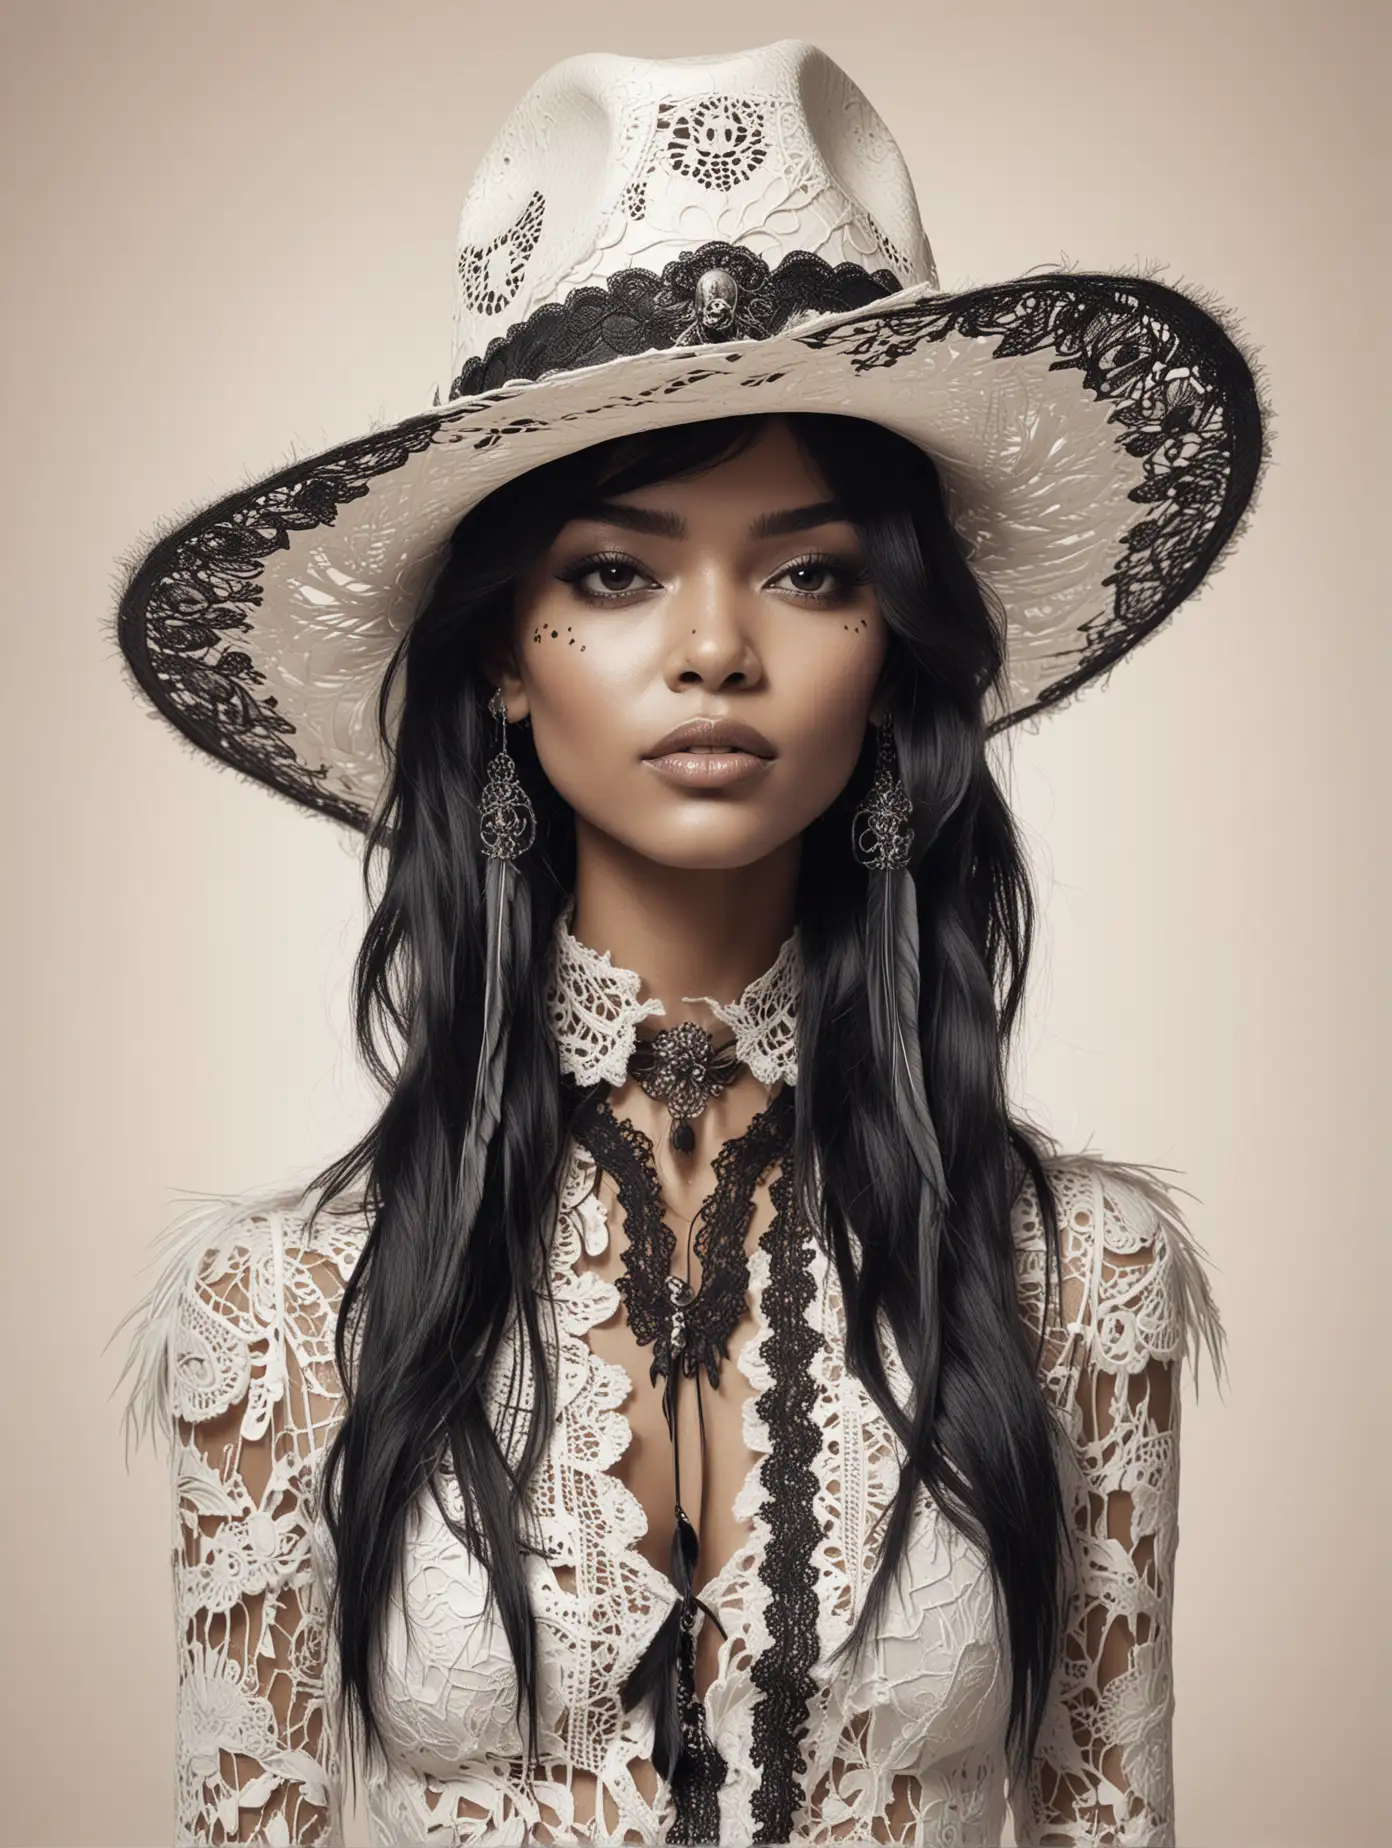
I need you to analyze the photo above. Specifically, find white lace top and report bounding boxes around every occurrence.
[120,908,1224,1846]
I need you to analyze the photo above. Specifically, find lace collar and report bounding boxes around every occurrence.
[544,897,800,1090]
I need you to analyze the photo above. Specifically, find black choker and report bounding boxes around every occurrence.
[626,1022,742,1153]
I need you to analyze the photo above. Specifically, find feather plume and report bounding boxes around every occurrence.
[866,866,949,1351]
[885,867,948,1205]
[106,1179,323,1462]
[620,1596,685,1781]
[457,854,523,1233]
[1088,1155,1229,1393]
[619,1506,717,1784]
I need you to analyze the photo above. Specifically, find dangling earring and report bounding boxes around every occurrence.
[479,687,537,861]
[851,715,913,870]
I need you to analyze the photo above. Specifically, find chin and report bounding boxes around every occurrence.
[642,842,787,873]
[607,812,805,873]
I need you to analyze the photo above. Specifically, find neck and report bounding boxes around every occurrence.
[570,817,800,1017]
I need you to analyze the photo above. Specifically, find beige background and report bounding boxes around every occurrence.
[0,0,1384,1843]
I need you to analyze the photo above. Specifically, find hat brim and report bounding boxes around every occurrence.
[116,265,1270,832]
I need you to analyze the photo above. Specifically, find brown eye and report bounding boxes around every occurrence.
[784,562,835,594]
[769,553,870,604]
[590,561,639,594]
[557,552,655,603]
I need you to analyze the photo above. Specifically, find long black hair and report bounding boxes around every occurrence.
[307,410,1067,1797]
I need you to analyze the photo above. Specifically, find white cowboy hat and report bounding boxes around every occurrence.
[115,39,1271,832]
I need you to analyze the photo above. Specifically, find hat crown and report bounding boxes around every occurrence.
[449,40,937,386]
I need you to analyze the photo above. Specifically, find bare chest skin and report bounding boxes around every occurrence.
[571,1073,778,1703]
[538,1074,778,1834]
[541,1073,920,1842]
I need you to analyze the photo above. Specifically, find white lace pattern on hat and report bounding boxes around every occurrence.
[545,897,800,1088]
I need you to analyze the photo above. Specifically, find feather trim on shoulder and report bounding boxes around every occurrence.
[1046,1147,1228,1394]
[1013,1133,1228,1395]
[1087,1153,1227,1394]
[108,1174,369,1465]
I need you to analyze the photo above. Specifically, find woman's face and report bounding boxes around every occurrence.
[501,418,890,871]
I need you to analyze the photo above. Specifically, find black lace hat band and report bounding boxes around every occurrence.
[448,242,903,400]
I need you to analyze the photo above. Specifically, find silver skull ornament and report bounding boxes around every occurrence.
[694,267,739,336]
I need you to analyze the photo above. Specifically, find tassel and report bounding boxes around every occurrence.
[624,1505,697,1783]
[621,1259,730,1789]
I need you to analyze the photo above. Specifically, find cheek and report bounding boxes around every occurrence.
[518,600,589,661]
[774,624,886,801]
[513,607,648,802]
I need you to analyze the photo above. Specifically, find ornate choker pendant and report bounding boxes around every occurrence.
[626,1021,743,1153]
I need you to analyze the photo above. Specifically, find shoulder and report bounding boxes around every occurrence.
[1010,1141,1227,1392]
[115,1178,371,1457]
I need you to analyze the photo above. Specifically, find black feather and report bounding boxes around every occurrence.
[620,1595,685,1781]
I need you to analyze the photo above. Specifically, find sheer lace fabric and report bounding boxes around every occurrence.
[121,1193,369,1843]
[544,898,801,1089]
[122,1137,1220,1846]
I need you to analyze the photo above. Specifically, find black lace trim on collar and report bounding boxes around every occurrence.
[448,240,904,401]
[570,1081,795,1388]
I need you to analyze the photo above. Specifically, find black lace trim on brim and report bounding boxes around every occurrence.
[796,271,1267,706]
[116,417,441,831]
[115,272,1265,833]
[448,240,904,400]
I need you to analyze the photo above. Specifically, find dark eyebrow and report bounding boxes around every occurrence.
[747,500,849,540]
[570,499,852,542]
[573,502,687,539]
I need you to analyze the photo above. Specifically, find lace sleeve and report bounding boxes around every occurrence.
[1010,1155,1226,1848]
[117,1188,366,1845]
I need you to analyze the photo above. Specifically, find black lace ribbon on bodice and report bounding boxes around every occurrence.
[748,1162,823,1845]
[565,1075,820,1844]
[574,1082,796,1390]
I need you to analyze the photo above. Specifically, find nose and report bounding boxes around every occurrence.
[664,568,765,692]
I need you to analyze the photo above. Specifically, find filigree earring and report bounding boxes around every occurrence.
[851,715,914,870]
[479,688,537,861]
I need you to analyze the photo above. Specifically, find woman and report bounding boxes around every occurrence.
[116,40,1264,1848]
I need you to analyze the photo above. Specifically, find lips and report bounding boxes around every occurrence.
[642,717,776,759]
